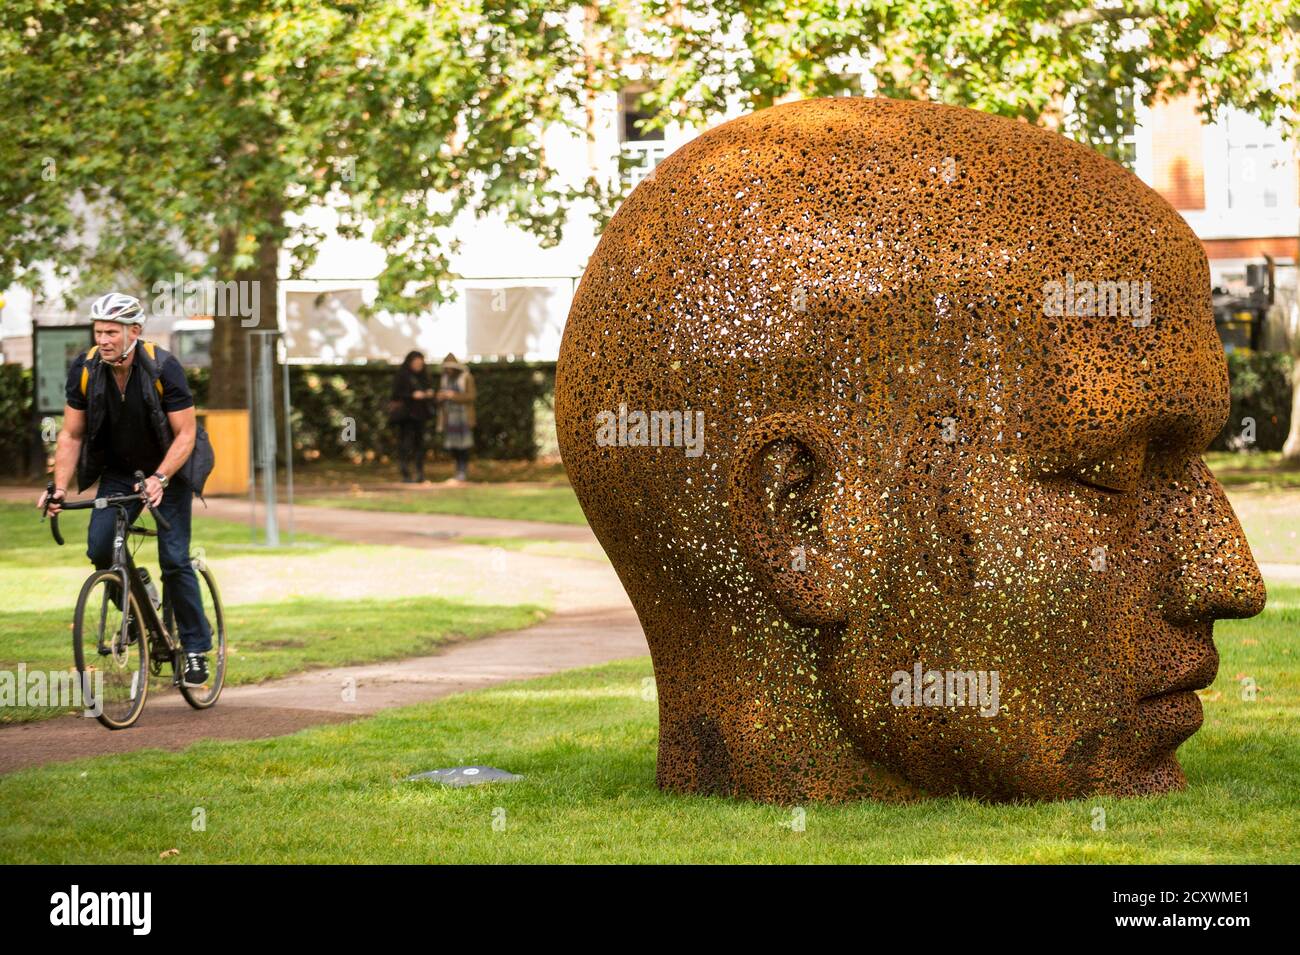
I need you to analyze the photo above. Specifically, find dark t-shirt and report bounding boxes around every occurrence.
[66,349,194,478]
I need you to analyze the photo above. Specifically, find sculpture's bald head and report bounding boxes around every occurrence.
[556,97,1265,802]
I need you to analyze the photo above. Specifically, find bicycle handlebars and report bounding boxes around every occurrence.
[42,470,172,546]
[42,482,65,545]
[131,471,173,533]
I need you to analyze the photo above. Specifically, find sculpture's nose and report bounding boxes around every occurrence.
[1159,458,1266,627]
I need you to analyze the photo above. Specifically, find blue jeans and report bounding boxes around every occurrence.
[86,472,212,653]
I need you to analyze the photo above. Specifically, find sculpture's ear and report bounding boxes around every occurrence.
[729,413,847,626]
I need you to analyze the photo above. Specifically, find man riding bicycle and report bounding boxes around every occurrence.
[37,291,215,688]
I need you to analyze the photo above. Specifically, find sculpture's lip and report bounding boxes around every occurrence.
[1131,648,1215,746]
[1139,674,1212,701]
[1138,687,1202,705]
[1135,686,1205,746]
[1134,688,1204,748]
[1138,649,1218,702]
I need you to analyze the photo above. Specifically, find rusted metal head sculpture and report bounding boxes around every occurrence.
[556,97,1266,803]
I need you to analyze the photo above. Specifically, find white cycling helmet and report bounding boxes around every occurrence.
[89,291,146,325]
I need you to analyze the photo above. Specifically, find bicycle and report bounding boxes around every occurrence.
[41,470,227,730]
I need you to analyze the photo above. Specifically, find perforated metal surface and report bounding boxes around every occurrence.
[556,97,1266,803]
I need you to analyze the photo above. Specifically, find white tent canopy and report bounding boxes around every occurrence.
[281,280,574,364]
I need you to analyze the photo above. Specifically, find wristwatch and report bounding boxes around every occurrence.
[152,471,169,488]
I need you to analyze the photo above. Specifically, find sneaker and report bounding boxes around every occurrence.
[182,652,209,688]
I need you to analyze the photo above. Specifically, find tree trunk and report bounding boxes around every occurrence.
[206,228,246,409]
[1286,234,1300,464]
[1282,347,1300,462]
[205,212,281,409]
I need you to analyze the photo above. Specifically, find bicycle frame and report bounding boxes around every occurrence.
[109,504,183,667]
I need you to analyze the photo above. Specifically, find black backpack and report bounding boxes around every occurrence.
[79,340,216,498]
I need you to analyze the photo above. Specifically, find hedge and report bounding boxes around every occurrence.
[0,364,31,471]
[1211,351,1294,452]
[1,350,1291,475]
[181,352,1296,460]
[282,361,556,464]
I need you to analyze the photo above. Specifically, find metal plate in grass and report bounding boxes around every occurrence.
[406,766,523,786]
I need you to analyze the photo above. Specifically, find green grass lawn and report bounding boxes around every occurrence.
[1206,451,1300,490]
[1207,453,1300,567]
[2,582,1295,864]
[300,484,587,526]
[0,503,546,723]
[0,499,337,576]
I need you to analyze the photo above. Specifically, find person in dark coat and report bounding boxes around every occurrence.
[389,351,434,483]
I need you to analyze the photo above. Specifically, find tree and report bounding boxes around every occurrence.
[1,0,609,407]
[4,1,1297,413]
[640,2,1298,162]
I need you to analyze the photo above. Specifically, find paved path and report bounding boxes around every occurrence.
[0,487,645,774]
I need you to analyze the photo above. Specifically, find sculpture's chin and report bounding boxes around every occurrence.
[1137,689,1206,743]
[1101,753,1189,797]
[1093,692,1203,796]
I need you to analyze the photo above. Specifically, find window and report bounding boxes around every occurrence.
[619,87,663,143]
[833,74,864,97]
[1225,112,1283,210]
[619,87,667,186]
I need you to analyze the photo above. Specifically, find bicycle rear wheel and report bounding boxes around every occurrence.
[73,569,149,730]
[167,560,226,709]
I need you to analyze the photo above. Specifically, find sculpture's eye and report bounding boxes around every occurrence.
[1069,440,1147,495]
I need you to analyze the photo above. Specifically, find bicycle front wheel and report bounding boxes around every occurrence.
[73,569,149,730]
[169,561,226,710]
